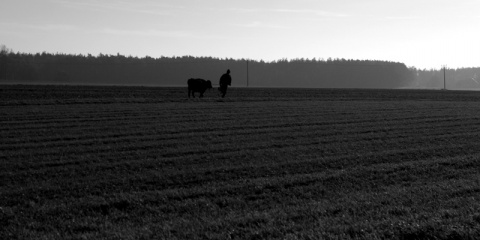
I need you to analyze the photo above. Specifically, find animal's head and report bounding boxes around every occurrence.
[206,80,213,89]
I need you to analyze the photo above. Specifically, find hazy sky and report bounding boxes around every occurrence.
[1,0,479,69]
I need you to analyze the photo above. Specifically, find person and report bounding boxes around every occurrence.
[218,69,232,98]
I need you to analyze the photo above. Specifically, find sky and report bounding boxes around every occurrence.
[1,0,479,69]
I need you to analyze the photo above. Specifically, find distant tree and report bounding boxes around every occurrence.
[0,44,12,55]
[0,44,13,80]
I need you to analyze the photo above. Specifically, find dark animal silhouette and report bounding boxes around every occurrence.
[187,78,212,98]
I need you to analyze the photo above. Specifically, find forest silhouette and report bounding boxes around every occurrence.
[1,46,479,89]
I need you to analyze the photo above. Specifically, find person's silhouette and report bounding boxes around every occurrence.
[218,69,232,98]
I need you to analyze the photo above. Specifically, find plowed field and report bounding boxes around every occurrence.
[2,85,480,239]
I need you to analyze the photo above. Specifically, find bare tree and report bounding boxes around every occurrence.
[0,44,12,55]
[0,44,12,80]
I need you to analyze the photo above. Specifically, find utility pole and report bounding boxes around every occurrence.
[246,59,249,87]
[443,65,446,90]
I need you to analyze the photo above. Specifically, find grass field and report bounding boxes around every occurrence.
[2,85,480,239]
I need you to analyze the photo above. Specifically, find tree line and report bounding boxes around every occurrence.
[1,45,478,89]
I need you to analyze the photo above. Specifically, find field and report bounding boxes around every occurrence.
[2,85,480,239]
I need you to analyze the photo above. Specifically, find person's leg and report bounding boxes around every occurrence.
[219,85,226,97]
[222,86,227,98]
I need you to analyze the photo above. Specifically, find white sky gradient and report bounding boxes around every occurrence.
[1,0,479,69]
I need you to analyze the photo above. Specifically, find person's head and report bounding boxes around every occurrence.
[227,69,230,74]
